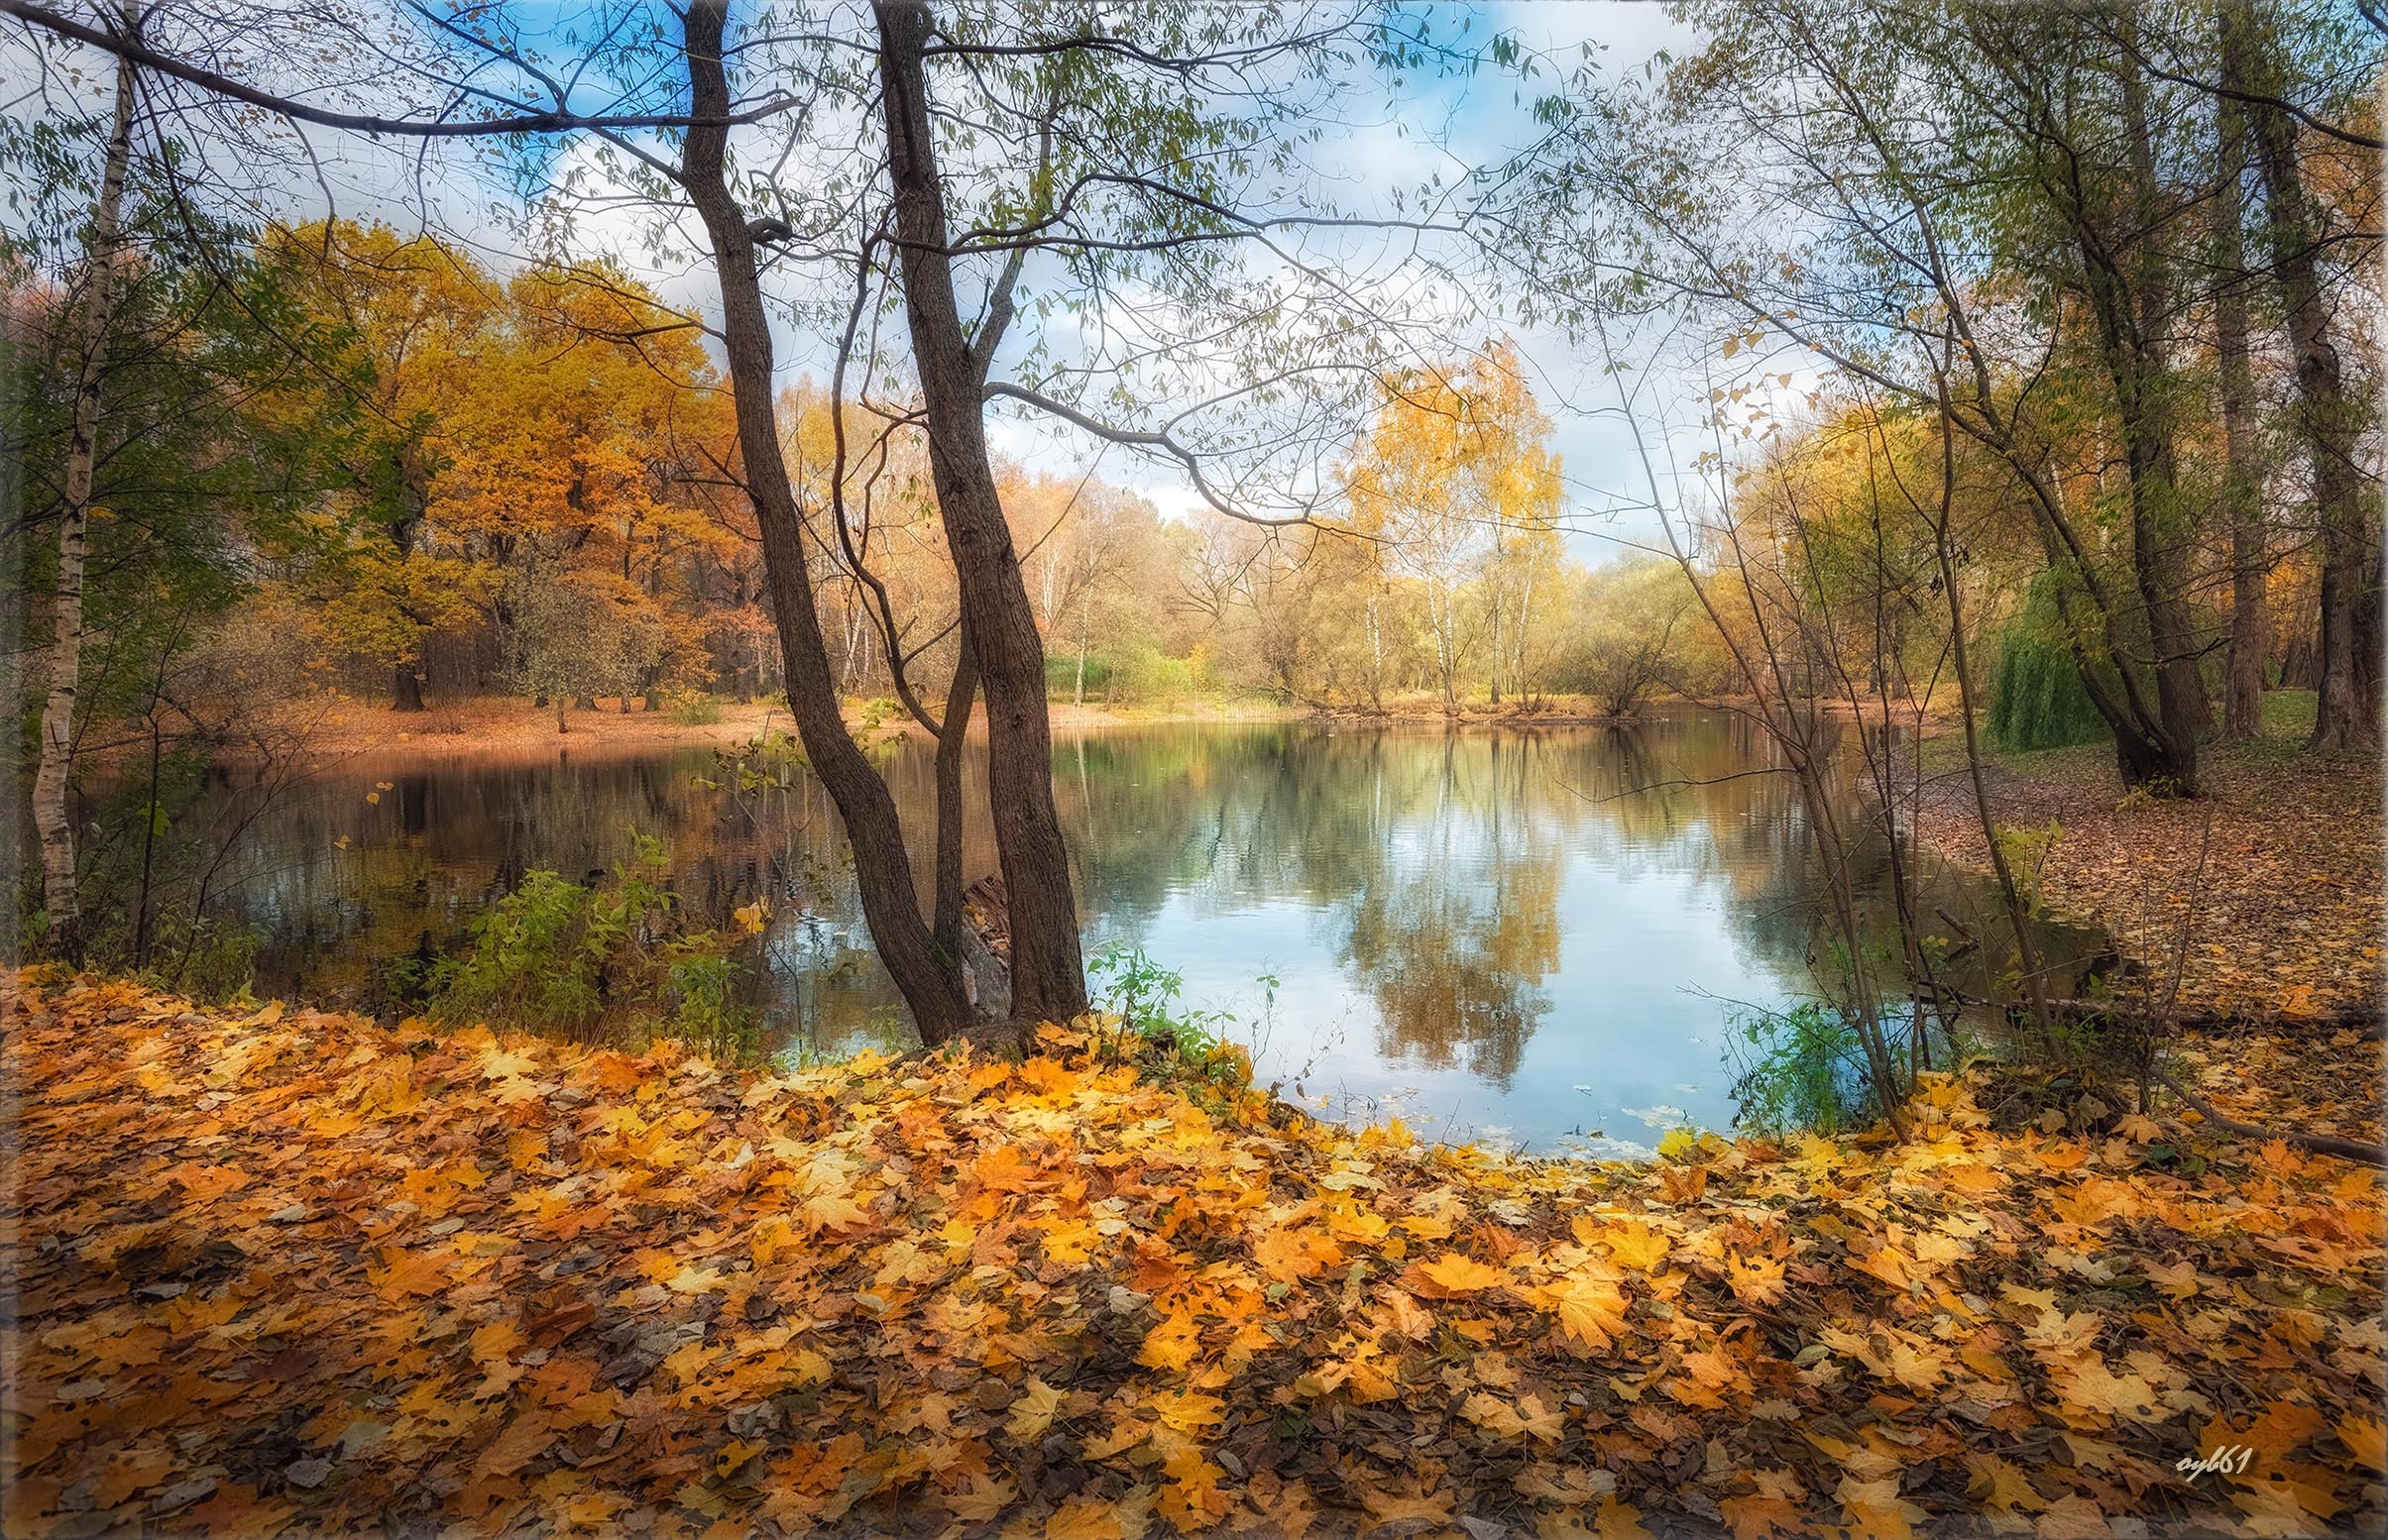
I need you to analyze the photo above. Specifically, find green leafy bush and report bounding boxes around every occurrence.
[660,686,723,726]
[1088,943,1250,1101]
[1990,820,2062,914]
[428,833,760,1058]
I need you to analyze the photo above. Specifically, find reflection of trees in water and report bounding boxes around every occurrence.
[1065,726,1568,1087]
[209,714,2100,1056]
[1335,735,1562,1087]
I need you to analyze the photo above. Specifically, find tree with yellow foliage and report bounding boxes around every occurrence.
[1342,344,1565,714]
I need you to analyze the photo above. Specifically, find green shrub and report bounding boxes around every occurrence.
[1045,645,1204,706]
[142,918,266,1007]
[1087,943,1251,1106]
[428,832,760,1058]
[1107,642,1197,705]
[1047,652,1113,698]
[1726,1000,1946,1137]
[1991,819,2062,913]
[663,951,759,1061]
[660,686,723,726]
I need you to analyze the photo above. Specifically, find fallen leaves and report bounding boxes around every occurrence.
[1911,733,2385,1015]
[1412,1252,1507,1294]
[1,972,2382,1540]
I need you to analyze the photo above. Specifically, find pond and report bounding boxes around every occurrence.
[198,712,2106,1154]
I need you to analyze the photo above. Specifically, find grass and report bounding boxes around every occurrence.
[1922,688,2323,782]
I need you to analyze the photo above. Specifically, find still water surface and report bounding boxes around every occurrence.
[213,714,2103,1154]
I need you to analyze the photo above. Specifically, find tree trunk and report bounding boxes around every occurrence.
[393,662,426,712]
[682,0,974,1043]
[1487,534,1505,707]
[874,0,1087,1025]
[33,9,137,959]
[1364,581,1384,710]
[2232,6,2380,751]
[1929,392,2052,1043]
[933,625,978,971]
[2213,86,2267,740]
[2069,43,2203,793]
[1074,586,1088,709]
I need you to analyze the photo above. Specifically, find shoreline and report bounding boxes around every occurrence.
[197,694,1302,773]
[1902,711,2383,1019]
[171,690,2379,1020]
[197,691,1726,772]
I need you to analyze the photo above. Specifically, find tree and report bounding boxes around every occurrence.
[678,0,982,1043]
[27,0,135,955]
[1510,0,2297,795]
[2211,48,2268,741]
[868,0,1089,1023]
[511,570,639,733]
[9,5,360,959]
[2225,0,2381,750]
[1344,349,1562,715]
[0,0,1548,1038]
[1558,558,1691,716]
[268,220,496,711]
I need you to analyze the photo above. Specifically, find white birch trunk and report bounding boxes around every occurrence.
[34,14,138,954]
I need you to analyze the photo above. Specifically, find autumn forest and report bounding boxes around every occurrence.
[3,2,2384,1538]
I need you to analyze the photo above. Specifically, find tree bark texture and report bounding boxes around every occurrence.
[874,0,1088,1025]
[34,0,138,959]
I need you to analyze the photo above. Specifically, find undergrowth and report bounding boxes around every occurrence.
[424,832,761,1060]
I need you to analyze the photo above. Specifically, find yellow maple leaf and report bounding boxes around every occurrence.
[666,1263,722,1294]
[1381,1288,1435,1342]
[1007,1377,1066,1442]
[1535,1274,1630,1350]
[1964,1454,2048,1514]
[1595,1496,1653,1540]
[1597,1221,1672,1272]
[2336,1414,2388,1473]
[1718,1493,1799,1540]
[714,1437,765,1477]
[1411,1253,1501,1292]
[479,1046,538,1080]
[1138,1312,1201,1373]
[2055,1360,2161,1423]
[1462,1390,1564,1442]
[1726,1253,1787,1307]
[1360,1487,1452,1532]
[1151,1390,1223,1434]
[1254,1226,1345,1283]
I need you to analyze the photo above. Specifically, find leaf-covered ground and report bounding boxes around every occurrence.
[4,975,2383,1540]
[1912,725,2383,1016]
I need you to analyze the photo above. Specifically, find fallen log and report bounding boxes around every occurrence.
[2154,1065,2388,1167]
[1958,988,2382,1035]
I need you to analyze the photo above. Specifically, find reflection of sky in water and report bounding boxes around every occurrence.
[1086,785,1778,1151]
[1093,859,1766,1146]
[204,714,2104,1155]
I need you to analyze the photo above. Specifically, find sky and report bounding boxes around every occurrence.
[9,0,1753,568]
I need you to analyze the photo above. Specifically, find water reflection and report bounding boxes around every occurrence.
[203,713,2103,1151]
